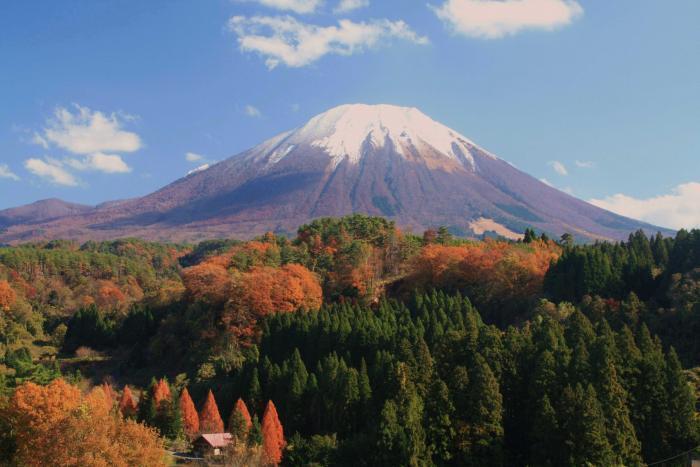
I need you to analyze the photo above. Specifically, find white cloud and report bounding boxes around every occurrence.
[575,160,595,169]
[245,105,263,118]
[549,160,568,176]
[38,104,141,155]
[334,0,369,13]
[241,0,323,14]
[24,158,78,186]
[65,153,131,173]
[0,164,20,181]
[590,182,700,230]
[187,163,211,176]
[228,15,428,69]
[186,152,204,162]
[431,0,583,39]
[539,177,553,187]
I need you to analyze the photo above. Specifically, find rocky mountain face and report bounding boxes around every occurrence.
[0,104,669,243]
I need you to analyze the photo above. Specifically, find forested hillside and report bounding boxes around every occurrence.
[0,215,699,465]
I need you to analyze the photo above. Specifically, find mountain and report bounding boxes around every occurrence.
[0,199,92,229]
[0,104,670,244]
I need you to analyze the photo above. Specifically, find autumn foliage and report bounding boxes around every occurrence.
[153,378,171,407]
[3,379,165,467]
[234,264,323,316]
[405,240,560,319]
[182,263,231,304]
[0,280,16,311]
[179,387,200,438]
[119,385,138,418]
[199,389,224,433]
[261,400,285,465]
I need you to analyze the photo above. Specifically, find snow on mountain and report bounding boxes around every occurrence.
[265,104,492,170]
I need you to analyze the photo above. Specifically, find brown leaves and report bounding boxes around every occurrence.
[4,379,165,467]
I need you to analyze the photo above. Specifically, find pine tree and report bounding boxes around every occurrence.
[178,387,199,438]
[137,379,158,426]
[229,398,252,441]
[198,389,224,433]
[663,348,699,455]
[560,384,614,466]
[530,395,558,466]
[118,385,137,418]
[462,354,503,466]
[262,400,285,465]
[424,377,455,464]
[248,368,262,413]
[248,414,263,446]
[590,335,642,465]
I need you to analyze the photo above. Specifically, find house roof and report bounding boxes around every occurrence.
[197,433,233,448]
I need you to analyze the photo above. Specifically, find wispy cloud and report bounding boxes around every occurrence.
[245,105,263,118]
[228,15,428,69]
[64,153,131,173]
[24,158,78,186]
[431,0,583,39]
[590,182,700,230]
[334,0,369,13]
[0,164,20,181]
[575,160,595,169]
[24,104,141,182]
[185,152,204,162]
[239,0,324,14]
[37,104,141,155]
[549,160,568,176]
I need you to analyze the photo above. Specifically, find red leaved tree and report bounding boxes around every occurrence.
[261,400,285,465]
[153,379,171,408]
[118,386,137,418]
[179,387,199,438]
[198,389,224,433]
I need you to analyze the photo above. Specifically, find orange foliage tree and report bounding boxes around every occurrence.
[179,387,200,438]
[198,389,224,433]
[0,279,16,311]
[4,379,165,467]
[182,263,231,304]
[407,240,560,321]
[235,264,322,317]
[119,385,138,418]
[261,400,285,465]
[153,378,172,407]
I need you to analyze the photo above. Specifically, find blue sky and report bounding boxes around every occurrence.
[1,0,698,228]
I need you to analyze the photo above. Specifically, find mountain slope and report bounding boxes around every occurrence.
[0,104,670,243]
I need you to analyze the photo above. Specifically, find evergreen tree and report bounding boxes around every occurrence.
[424,377,455,464]
[529,395,558,466]
[229,398,253,441]
[663,348,699,456]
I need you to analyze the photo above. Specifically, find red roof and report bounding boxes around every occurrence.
[198,433,233,448]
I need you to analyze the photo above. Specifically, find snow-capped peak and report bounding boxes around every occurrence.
[263,104,490,169]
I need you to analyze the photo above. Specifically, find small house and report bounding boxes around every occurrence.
[193,433,233,457]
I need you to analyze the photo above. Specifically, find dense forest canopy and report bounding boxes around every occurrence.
[0,215,699,465]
